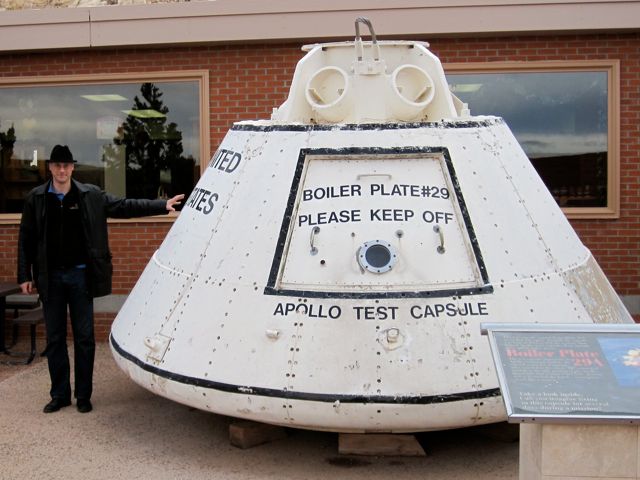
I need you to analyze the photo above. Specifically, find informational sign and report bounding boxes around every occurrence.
[482,323,640,424]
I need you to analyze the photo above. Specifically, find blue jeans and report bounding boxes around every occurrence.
[42,267,95,401]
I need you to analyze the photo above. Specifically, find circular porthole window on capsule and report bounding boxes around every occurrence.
[358,240,398,274]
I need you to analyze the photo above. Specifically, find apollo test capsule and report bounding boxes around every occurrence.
[110,19,633,433]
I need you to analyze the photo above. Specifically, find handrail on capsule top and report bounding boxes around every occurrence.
[354,17,380,62]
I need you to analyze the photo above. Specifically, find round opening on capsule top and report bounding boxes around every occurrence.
[358,240,397,273]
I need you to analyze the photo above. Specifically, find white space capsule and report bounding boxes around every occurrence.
[110,19,632,433]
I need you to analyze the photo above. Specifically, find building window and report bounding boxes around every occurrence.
[0,71,209,221]
[446,61,619,219]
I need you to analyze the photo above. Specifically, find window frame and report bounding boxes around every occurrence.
[0,70,210,225]
[445,60,620,219]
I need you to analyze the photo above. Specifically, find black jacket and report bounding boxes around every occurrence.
[18,179,169,301]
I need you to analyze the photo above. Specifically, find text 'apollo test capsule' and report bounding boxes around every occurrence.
[110,19,632,433]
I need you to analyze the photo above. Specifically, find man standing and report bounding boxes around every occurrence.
[17,144,184,414]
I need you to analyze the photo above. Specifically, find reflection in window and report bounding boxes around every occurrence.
[448,71,608,208]
[0,80,201,214]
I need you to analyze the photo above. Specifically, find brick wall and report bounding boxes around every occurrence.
[1,33,638,341]
[108,222,172,293]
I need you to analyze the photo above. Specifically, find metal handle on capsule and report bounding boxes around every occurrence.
[310,226,320,255]
[354,17,380,62]
[434,224,445,254]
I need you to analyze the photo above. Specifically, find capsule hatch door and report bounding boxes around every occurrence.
[266,147,491,297]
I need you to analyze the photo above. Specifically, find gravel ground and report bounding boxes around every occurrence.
[0,343,518,480]
[0,337,46,383]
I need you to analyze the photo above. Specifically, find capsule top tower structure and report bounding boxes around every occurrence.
[272,18,459,124]
[110,19,632,433]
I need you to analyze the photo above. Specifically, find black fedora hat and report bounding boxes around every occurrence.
[48,145,76,163]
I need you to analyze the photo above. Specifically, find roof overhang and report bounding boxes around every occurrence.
[1,0,639,52]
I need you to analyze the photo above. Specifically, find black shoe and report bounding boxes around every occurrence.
[77,398,93,413]
[43,398,71,413]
